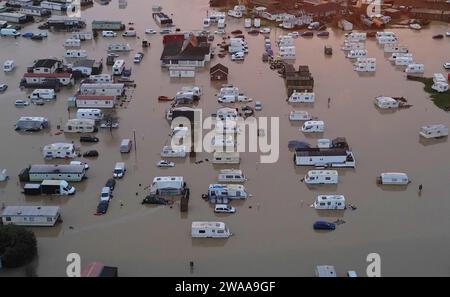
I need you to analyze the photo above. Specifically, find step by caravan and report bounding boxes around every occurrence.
[19,164,86,182]
[64,38,81,48]
[395,56,414,66]
[64,118,96,133]
[208,184,248,203]
[212,152,240,164]
[218,169,246,183]
[294,148,356,168]
[191,221,232,238]
[419,124,449,139]
[354,57,376,72]
[384,44,408,53]
[149,176,186,195]
[301,120,325,133]
[76,108,103,121]
[1,206,61,227]
[313,195,346,210]
[289,110,312,121]
[377,172,410,185]
[15,116,49,131]
[43,143,77,159]
[64,50,88,58]
[112,59,125,75]
[347,49,367,59]
[288,91,315,103]
[405,63,425,74]
[107,43,131,52]
[79,83,125,96]
[304,170,338,184]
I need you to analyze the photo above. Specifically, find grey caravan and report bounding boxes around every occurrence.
[15,117,49,131]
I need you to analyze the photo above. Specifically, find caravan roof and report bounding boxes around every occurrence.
[2,206,60,217]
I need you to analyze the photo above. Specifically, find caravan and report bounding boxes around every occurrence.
[384,44,408,53]
[64,38,81,48]
[304,170,338,185]
[341,42,365,51]
[395,56,414,66]
[64,50,88,58]
[218,169,246,183]
[212,152,240,164]
[405,64,425,74]
[107,43,131,52]
[313,195,346,210]
[3,60,15,72]
[419,124,449,139]
[347,49,367,59]
[161,146,187,158]
[76,109,103,121]
[43,143,77,159]
[301,121,325,133]
[112,59,125,75]
[389,52,412,62]
[377,36,398,45]
[64,119,96,133]
[191,221,231,238]
[354,58,376,72]
[279,46,296,59]
[289,110,312,121]
[374,96,399,109]
[377,173,410,185]
[208,184,249,201]
[345,32,366,42]
[29,89,56,100]
[288,91,315,103]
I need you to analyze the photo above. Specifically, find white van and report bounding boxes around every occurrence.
[76,109,103,121]
[419,124,449,139]
[102,31,117,37]
[288,91,315,103]
[112,59,125,76]
[214,204,236,213]
[301,120,325,133]
[218,169,246,183]
[191,221,232,238]
[3,60,15,72]
[313,195,346,210]
[120,139,132,153]
[377,173,409,185]
[304,170,338,185]
[30,89,56,100]
[113,162,126,178]
[405,64,424,74]
[161,145,187,158]
[0,28,20,36]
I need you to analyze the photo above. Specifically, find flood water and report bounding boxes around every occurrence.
[0,0,450,277]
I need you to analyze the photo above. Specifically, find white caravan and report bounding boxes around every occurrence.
[347,49,367,59]
[395,56,414,66]
[405,63,424,74]
[377,36,398,45]
[345,32,366,42]
[419,124,449,139]
[3,60,15,72]
[313,195,346,210]
[212,152,240,164]
[431,82,449,93]
[289,110,312,121]
[304,170,339,185]
[160,146,187,158]
[377,173,410,185]
[64,50,87,58]
[107,43,131,52]
[64,38,81,48]
[354,58,376,72]
[279,46,296,59]
[1,206,60,227]
[218,169,246,183]
[384,44,408,53]
[288,91,315,103]
[76,108,103,121]
[64,118,96,133]
[374,96,399,109]
[191,221,232,238]
[29,89,56,100]
[112,59,125,75]
[301,120,325,133]
[389,52,412,62]
[43,143,77,159]
[341,42,365,51]
[208,184,249,200]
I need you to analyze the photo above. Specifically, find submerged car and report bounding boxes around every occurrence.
[313,221,336,230]
[14,99,30,107]
[80,135,99,143]
[105,178,116,191]
[156,160,175,167]
[133,52,144,63]
[96,200,109,215]
[214,204,236,214]
[145,28,157,34]
[443,62,450,70]
[83,150,99,157]
[0,84,7,92]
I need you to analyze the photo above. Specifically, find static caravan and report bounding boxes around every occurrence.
[107,43,131,52]
[347,49,367,59]
[374,96,399,109]
[76,108,103,121]
[289,110,312,121]
[22,164,86,182]
[1,206,61,227]
[432,82,449,93]
[120,139,132,153]
[92,20,125,31]
[64,50,88,58]
[203,18,210,28]
[384,44,408,53]
[29,89,56,100]
[191,221,231,238]
[112,59,125,76]
[244,18,252,28]
[215,120,240,134]
[376,32,396,39]
[212,152,240,164]
[377,36,398,45]
[218,169,246,183]
[88,74,112,83]
[169,66,195,78]
[0,12,28,24]
[20,6,51,17]
[377,173,410,185]
[433,73,447,84]
[301,121,325,133]
[64,38,81,48]
[41,1,71,11]
[346,32,366,42]
[43,143,77,159]
[149,176,185,195]
[279,46,296,59]
[161,145,187,158]
[208,184,248,202]
[75,95,116,109]
[15,116,49,131]
[64,118,96,133]
[228,9,242,18]
[216,107,239,120]
[419,124,449,139]
[79,83,124,96]
[304,170,338,185]
[354,58,376,72]
[217,86,240,97]
[211,134,236,150]
[217,18,225,30]
[405,64,424,74]
[395,56,413,66]
[288,91,315,103]
[71,32,92,40]
[294,148,356,168]
[313,195,346,210]
[341,42,365,51]
[389,52,412,62]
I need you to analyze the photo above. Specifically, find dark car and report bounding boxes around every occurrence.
[83,150,99,157]
[96,200,109,215]
[80,135,99,143]
[105,178,116,191]
[301,31,314,37]
[313,221,336,230]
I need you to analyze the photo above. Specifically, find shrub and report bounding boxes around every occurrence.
[0,225,37,268]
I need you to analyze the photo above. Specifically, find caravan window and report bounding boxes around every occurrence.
[47,217,53,222]
[325,177,331,180]
[5,217,11,222]
[217,230,224,234]
[199,230,205,234]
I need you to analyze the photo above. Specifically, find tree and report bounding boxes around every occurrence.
[0,225,37,268]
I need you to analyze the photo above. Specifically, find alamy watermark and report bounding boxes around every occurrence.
[366,0,382,18]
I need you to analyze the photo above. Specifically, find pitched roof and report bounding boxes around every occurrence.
[24,72,72,78]
[33,59,60,68]
[161,36,210,61]
[73,59,96,68]
[210,63,228,74]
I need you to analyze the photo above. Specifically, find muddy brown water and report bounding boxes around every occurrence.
[0,0,450,276]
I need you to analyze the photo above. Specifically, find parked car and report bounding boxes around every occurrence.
[70,161,89,170]
[100,187,111,202]
[83,150,99,157]
[0,84,7,92]
[156,160,175,167]
[288,31,299,38]
[214,204,236,213]
[313,221,336,230]
[255,101,262,111]
[105,178,116,191]
[443,62,450,70]
[22,32,34,38]
[145,28,157,34]
[260,28,271,34]
[133,52,144,63]
[160,28,172,34]
[301,31,314,37]
[14,99,30,107]
[231,52,245,61]
[102,31,117,37]
[80,135,99,143]
[96,200,109,215]
[122,30,136,37]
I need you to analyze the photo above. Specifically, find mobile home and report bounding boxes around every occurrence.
[389,52,412,62]
[354,58,376,72]
[395,56,414,66]
[217,169,246,183]
[64,118,96,133]
[377,36,398,45]
[405,63,424,74]
[149,176,185,195]
[64,38,81,48]
[71,32,92,40]
[43,143,77,159]
[1,206,61,227]
[294,148,356,168]
[374,96,399,109]
[279,46,296,60]
[212,152,240,164]
[208,184,248,203]
[347,49,367,59]
[341,42,365,51]
[75,95,116,109]
[346,32,366,42]
[15,116,49,131]
[191,221,231,238]
[76,108,103,121]
[289,110,312,121]
[79,83,124,96]
[20,6,51,17]
[29,89,56,100]
[160,145,187,158]
[419,124,448,139]
[288,91,315,103]
[313,195,346,210]
[112,59,125,75]
[88,74,112,83]
[304,170,338,185]
[20,164,86,182]
[301,120,325,133]
[384,44,408,53]
[107,43,131,52]
[377,173,409,185]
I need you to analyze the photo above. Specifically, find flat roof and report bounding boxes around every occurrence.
[2,206,60,217]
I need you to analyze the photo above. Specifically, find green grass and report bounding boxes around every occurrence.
[408,76,450,111]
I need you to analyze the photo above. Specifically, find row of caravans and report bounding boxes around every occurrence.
[354,57,376,72]
[19,164,87,182]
